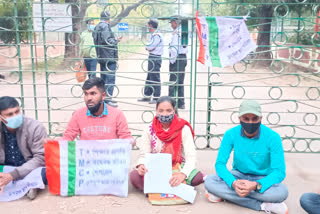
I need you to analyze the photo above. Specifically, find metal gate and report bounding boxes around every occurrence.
[0,0,319,153]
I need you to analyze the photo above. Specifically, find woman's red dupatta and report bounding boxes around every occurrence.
[152,114,195,165]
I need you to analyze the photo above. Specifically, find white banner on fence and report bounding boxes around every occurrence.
[33,3,72,32]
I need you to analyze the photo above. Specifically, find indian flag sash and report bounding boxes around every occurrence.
[0,166,44,201]
[44,139,132,197]
[196,11,256,67]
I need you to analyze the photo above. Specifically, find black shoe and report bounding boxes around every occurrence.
[137,97,151,102]
[104,100,118,107]
[178,105,185,109]
[148,99,157,104]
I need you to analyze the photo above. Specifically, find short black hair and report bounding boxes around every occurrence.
[0,96,19,114]
[100,11,110,21]
[82,77,105,93]
[148,19,158,29]
[156,96,178,115]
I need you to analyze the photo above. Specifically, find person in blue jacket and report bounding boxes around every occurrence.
[205,100,288,214]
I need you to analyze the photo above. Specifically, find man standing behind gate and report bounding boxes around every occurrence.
[93,11,122,107]
[168,17,188,109]
[138,19,164,104]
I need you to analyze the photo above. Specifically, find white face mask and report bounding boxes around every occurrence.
[5,114,23,129]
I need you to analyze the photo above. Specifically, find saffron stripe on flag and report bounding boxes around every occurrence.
[44,140,61,195]
[206,17,222,67]
[68,141,76,196]
[0,165,3,173]
[59,141,69,196]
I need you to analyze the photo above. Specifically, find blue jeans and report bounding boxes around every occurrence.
[84,58,97,78]
[100,60,117,97]
[300,193,320,214]
[41,167,48,185]
[205,170,288,211]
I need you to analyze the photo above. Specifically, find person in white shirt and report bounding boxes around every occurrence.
[168,18,188,109]
[138,19,164,104]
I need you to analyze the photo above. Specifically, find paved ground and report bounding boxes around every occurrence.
[1,150,319,214]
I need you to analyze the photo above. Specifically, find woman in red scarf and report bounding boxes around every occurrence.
[130,96,204,191]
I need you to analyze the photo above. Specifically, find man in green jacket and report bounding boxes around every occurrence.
[0,96,47,200]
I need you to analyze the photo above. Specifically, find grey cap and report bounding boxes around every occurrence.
[239,100,262,117]
[100,11,110,21]
[169,16,179,23]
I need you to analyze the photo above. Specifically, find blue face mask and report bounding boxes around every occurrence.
[5,114,23,129]
[88,24,95,31]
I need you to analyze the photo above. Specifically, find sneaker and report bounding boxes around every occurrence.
[26,189,38,200]
[205,190,223,203]
[261,202,289,214]
[178,105,185,109]
[148,99,157,104]
[137,97,151,102]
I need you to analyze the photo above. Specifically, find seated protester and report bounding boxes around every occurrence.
[62,77,132,141]
[205,100,288,214]
[300,189,320,214]
[0,96,47,200]
[130,96,204,192]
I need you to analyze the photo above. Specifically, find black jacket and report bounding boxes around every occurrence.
[93,21,118,63]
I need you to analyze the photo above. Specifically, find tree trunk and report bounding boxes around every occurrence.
[255,4,274,67]
[64,0,88,60]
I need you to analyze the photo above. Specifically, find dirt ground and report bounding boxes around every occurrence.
[1,150,319,214]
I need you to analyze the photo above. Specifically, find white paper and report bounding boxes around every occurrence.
[143,153,197,203]
[0,167,45,202]
[144,153,172,194]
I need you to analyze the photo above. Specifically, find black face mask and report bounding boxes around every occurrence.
[240,121,261,135]
[87,101,102,115]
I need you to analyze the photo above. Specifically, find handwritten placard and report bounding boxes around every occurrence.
[45,139,132,197]
[0,166,45,202]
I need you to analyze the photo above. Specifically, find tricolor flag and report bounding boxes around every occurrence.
[0,166,44,201]
[44,139,132,197]
[196,11,256,67]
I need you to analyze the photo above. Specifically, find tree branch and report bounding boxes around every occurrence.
[110,0,151,27]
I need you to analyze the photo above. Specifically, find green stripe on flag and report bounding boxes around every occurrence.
[68,141,76,196]
[206,17,222,67]
[0,165,3,173]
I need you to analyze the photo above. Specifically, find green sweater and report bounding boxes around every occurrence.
[215,124,286,193]
[80,30,96,58]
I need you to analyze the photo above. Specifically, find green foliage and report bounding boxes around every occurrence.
[0,1,29,44]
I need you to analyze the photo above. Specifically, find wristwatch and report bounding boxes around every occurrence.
[256,182,262,192]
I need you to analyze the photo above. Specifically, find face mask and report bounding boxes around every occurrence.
[87,101,102,115]
[88,24,95,31]
[5,114,23,129]
[240,121,261,135]
[157,113,175,123]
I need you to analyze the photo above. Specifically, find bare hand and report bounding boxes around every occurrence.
[118,36,123,42]
[42,138,49,146]
[128,138,136,148]
[0,185,4,195]
[232,180,257,197]
[0,173,13,188]
[169,173,187,187]
[137,164,148,176]
[0,115,7,124]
